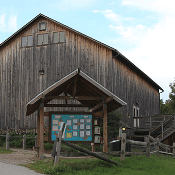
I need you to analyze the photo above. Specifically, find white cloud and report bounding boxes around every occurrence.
[93,10,134,24]
[94,1,175,101]
[122,0,175,15]
[0,14,17,32]
[109,24,147,45]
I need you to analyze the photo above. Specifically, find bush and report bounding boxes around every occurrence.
[26,133,36,149]
[44,142,54,151]
[9,132,22,148]
[0,135,6,147]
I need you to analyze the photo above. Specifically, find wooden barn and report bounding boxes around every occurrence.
[0,13,163,138]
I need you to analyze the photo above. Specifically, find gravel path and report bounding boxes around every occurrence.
[0,162,44,175]
[0,149,48,175]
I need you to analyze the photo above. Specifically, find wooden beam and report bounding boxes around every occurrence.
[91,96,113,112]
[62,140,120,166]
[64,91,68,104]
[94,111,103,118]
[103,103,108,152]
[45,96,102,101]
[37,110,40,149]
[39,103,44,159]
[44,112,49,116]
[44,104,91,107]
[73,75,78,98]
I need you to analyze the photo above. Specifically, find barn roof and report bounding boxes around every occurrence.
[0,13,163,92]
[26,69,127,116]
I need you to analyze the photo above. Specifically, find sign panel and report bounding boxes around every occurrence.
[51,114,92,142]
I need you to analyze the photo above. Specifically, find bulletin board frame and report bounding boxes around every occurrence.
[48,111,96,144]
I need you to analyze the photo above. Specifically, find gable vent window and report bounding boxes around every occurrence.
[39,22,46,31]
[53,31,65,43]
[21,35,33,47]
[37,33,48,45]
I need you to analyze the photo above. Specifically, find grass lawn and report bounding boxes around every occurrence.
[23,154,175,175]
[0,147,12,154]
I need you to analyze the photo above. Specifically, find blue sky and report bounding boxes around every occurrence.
[0,0,174,102]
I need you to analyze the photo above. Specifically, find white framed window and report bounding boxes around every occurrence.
[133,105,139,117]
[37,33,49,45]
[21,35,33,47]
[39,22,47,31]
[133,105,140,127]
[53,31,65,43]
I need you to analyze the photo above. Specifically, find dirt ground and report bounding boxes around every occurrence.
[0,149,52,165]
[0,148,93,165]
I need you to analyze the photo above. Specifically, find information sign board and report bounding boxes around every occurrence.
[51,114,92,142]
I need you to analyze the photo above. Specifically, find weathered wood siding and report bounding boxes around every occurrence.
[0,16,160,131]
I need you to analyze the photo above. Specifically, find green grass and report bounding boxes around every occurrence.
[0,147,12,154]
[23,154,175,175]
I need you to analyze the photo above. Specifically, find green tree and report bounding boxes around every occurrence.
[160,99,169,114]
[107,110,122,141]
[168,79,175,113]
[160,78,175,114]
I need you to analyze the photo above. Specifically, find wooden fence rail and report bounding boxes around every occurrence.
[118,135,175,161]
[0,134,37,150]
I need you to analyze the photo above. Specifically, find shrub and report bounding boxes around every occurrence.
[44,142,54,151]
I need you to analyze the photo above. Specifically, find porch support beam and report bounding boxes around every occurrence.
[44,104,90,108]
[91,96,113,112]
[45,96,102,101]
[38,102,44,159]
[103,103,108,152]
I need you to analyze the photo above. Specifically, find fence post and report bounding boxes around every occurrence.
[91,143,95,152]
[6,133,9,150]
[155,138,159,154]
[149,116,152,129]
[120,133,126,161]
[23,134,26,150]
[35,135,37,147]
[173,143,175,157]
[145,137,150,158]
[54,122,66,165]
[54,131,62,165]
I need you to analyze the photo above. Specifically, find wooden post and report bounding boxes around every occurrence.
[119,127,122,139]
[103,103,108,152]
[35,135,37,147]
[62,140,120,166]
[145,137,150,158]
[54,131,62,165]
[162,123,163,140]
[173,143,175,157]
[37,110,40,149]
[23,134,26,150]
[156,138,159,154]
[6,133,9,150]
[120,133,126,161]
[91,143,95,152]
[149,116,152,129]
[39,103,44,159]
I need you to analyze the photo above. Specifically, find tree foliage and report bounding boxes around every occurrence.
[107,110,122,141]
[160,78,175,114]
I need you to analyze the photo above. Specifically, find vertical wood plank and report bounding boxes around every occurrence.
[120,133,126,161]
[37,110,40,149]
[145,136,150,158]
[39,103,44,159]
[54,131,62,165]
[103,103,108,152]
